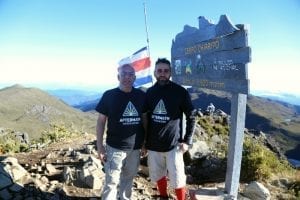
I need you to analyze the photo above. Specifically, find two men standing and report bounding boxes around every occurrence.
[96,58,196,200]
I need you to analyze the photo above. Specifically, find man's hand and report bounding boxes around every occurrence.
[98,145,107,163]
[179,143,189,153]
[141,145,148,158]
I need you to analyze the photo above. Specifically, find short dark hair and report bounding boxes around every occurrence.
[118,63,134,72]
[155,58,171,66]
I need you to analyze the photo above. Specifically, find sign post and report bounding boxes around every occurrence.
[171,15,251,198]
[225,93,247,197]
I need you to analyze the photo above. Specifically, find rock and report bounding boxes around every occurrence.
[45,163,58,175]
[243,181,271,200]
[188,141,210,160]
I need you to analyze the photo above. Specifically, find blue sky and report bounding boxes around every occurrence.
[0,0,299,94]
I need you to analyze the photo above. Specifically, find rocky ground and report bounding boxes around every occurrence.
[0,134,203,199]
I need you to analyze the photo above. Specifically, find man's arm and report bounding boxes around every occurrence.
[184,109,197,145]
[182,89,197,146]
[141,112,148,157]
[142,112,148,136]
[96,113,107,162]
[179,109,197,153]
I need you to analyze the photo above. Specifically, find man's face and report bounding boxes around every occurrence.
[154,63,171,85]
[118,65,136,88]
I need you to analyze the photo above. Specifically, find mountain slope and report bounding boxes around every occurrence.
[190,90,300,160]
[0,84,97,140]
[247,95,300,136]
[246,95,300,159]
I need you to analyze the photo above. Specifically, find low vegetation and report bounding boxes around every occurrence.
[37,123,82,144]
[0,123,83,154]
[198,115,229,137]
[241,136,293,181]
[0,129,30,154]
[289,171,300,197]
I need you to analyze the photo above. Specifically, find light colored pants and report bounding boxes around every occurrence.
[101,145,140,200]
[147,146,186,189]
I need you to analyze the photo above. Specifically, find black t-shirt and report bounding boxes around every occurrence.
[145,81,195,152]
[95,87,146,150]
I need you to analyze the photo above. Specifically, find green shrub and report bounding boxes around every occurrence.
[0,136,29,154]
[0,123,83,154]
[241,137,292,182]
[197,115,229,137]
[289,171,300,197]
[198,117,214,136]
[290,181,300,197]
[37,123,82,144]
[213,123,229,136]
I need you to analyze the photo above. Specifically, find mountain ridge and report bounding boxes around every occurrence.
[0,84,97,140]
[252,90,300,106]
[47,88,101,106]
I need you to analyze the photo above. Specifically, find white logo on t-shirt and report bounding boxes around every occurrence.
[152,99,169,123]
[122,101,139,117]
[153,99,167,115]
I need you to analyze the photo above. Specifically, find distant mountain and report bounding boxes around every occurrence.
[47,89,102,111]
[47,89,102,106]
[71,86,148,112]
[0,84,97,140]
[252,90,300,106]
[74,98,100,112]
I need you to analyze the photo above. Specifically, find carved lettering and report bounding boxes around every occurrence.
[184,40,220,55]
[212,60,238,71]
[199,80,225,89]
[181,78,225,89]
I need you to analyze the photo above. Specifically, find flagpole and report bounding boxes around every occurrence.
[143,1,150,57]
[143,0,154,85]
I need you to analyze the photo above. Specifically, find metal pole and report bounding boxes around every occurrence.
[143,0,153,85]
[143,1,150,57]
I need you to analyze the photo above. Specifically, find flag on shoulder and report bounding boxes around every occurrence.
[118,46,152,87]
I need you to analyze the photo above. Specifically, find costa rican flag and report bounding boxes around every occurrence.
[119,46,153,87]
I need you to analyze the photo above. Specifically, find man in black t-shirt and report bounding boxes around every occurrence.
[145,58,196,200]
[95,64,147,200]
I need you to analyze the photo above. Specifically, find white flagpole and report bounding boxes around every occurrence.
[143,1,150,57]
[143,0,153,86]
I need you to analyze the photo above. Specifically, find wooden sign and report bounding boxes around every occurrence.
[171,15,251,94]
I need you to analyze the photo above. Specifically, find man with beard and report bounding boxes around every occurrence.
[145,58,196,200]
